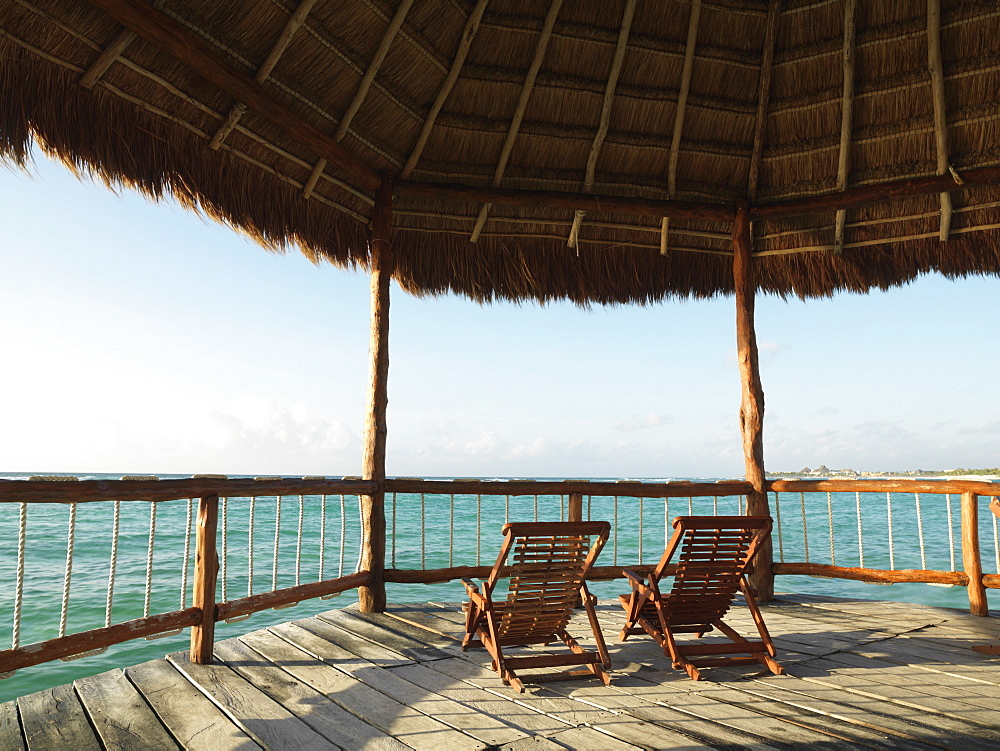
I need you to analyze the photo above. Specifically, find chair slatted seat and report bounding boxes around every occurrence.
[619,515,784,680]
[462,521,611,692]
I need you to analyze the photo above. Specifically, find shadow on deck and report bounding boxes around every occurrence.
[4,594,1000,750]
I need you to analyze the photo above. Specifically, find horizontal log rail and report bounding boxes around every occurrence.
[0,608,201,675]
[773,563,969,586]
[385,563,669,585]
[767,478,999,495]
[0,477,376,504]
[386,477,753,498]
[216,571,371,621]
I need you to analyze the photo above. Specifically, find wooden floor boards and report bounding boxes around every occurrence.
[3,594,1000,749]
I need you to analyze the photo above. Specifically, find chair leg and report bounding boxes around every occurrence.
[584,591,611,667]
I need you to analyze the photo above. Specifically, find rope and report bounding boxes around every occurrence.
[855,491,865,568]
[339,495,347,577]
[180,498,193,609]
[915,492,926,569]
[664,498,669,549]
[887,492,895,570]
[800,492,810,562]
[248,496,256,597]
[420,492,426,569]
[505,493,510,523]
[295,495,304,587]
[58,503,78,639]
[712,495,718,515]
[105,501,120,628]
[613,496,619,566]
[142,503,156,621]
[687,496,693,515]
[319,495,327,580]
[774,492,785,562]
[587,494,591,520]
[390,492,396,568]
[12,503,27,651]
[449,494,455,567]
[272,495,282,592]
[533,494,539,521]
[638,497,644,564]
[992,509,1000,575]
[221,497,229,602]
[946,494,956,571]
[476,494,482,565]
[827,492,836,565]
[560,494,565,521]
[355,495,365,575]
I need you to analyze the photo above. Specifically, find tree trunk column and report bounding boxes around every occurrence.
[733,202,773,601]
[359,176,393,613]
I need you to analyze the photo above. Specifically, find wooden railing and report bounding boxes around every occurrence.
[0,477,373,676]
[766,479,1000,616]
[1,475,996,679]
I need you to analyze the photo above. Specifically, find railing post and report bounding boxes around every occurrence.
[359,175,393,613]
[961,491,989,616]
[190,493,220,663]
[568,492,584,523]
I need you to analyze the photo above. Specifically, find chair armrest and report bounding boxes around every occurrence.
[622,569,656,599]
[462,577,491,608]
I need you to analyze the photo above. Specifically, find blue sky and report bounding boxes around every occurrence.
[2,153,997,478]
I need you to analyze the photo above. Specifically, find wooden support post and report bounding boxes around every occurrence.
[568,492,584,523]
[359,176,393,613]
[961,492,989,616]
[189,493,219,664]
[733,202,773,601]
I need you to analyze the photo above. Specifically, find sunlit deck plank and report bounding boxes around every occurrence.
[74,668,179,749]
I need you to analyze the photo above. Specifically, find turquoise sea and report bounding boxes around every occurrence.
[1,473,998,703]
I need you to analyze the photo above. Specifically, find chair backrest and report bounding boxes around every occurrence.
[487,521,610,640]
[652,516,771,631]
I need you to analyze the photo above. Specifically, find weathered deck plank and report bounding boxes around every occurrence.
[8,595,1000,750]
[17,683,101,751]
[74,668,179,750]
[0,700,25,750]
[125,659,261,751]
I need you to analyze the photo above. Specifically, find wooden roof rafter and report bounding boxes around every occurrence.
[84,0,381,192]
[833,0,857,255]
[468,0,563,243]
[927,0,953,241]
[399,0,490,180]
[746,0,781,206]
[567,0,637,250]
[208,0,322,151]
[660,0,702,257]
[303,0,415,200]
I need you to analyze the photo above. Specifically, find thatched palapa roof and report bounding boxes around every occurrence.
[2,0,1000,304]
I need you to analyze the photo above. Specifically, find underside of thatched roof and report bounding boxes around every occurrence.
[2,0,1000,304]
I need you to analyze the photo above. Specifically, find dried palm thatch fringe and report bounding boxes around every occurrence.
[1,0,999,305]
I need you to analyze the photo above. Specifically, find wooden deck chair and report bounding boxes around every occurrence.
[619,515,784,681]
[462,521,612,692]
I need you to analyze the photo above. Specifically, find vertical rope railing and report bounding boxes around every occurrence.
[247,495,256,598]
[141,502,155,623]
[339,494,347,578]
[915,492,927,570]
[946,493,956,572]
[476,494,482,565]
[220,497,229,603]
[613,496,619,565]
[320,494,328,579]
[800,492,810,563]
[105,500,121,629]
[887,492,895,570]
[271,495,282,592]
[12,503,27,653]
[827,492,836,565]
[638,497,644,564]
[856,491,865,568]
[449,494,455,567]
[420,492,426,570]
[664,497,669,549]
[295,494,305,587]
[180,498,194,609]
[774,492,785,562]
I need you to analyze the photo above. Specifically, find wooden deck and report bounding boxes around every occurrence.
[4,594,1000,750]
